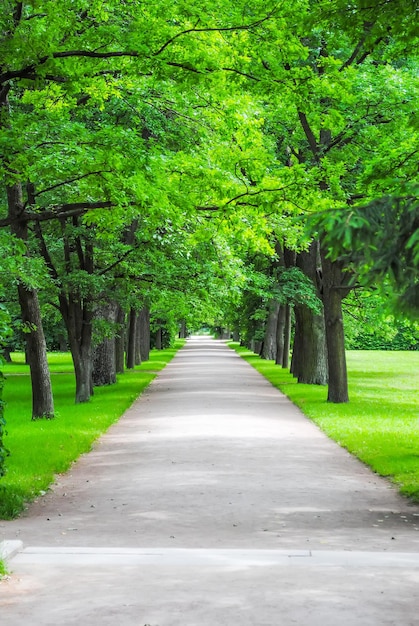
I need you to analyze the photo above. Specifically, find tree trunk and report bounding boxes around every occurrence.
[57,333,67,352]
[1,347,12,363]
[291,303,328,384]
[115,305,125,374]
[92,303,117,386]
[282,305,292,369]
[291,243,328,385]
[7,183,54,419]
[138,306,150,361]
[262,300,280,360]
[155,327,163,350]
[18,284,55,418]
[93,339,116,386]
[320,251,349,403]
[73,343,93,403]
[250,339,263,354]
[126,307,136,369]
[63,297,94,403]
[134,310,142,366]
[275,304,286,365]
[179,320,187,339]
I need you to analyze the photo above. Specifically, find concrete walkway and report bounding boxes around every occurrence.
[1,336,418,625]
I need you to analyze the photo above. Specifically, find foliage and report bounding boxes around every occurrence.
[274,266,322,312]
[307,194,419,316]
[229,342,419,502]
[343,289,419,350]
[1,0,419,408]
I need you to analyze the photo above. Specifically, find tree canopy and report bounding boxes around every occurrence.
[0,0,418,421]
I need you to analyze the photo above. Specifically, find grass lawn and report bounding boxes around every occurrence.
[0,342,184,520]
[229,343,419,503]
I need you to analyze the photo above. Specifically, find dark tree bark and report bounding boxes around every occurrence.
[92,303,117,387]
[179,320,187,339]
[320,251,350,403]
[126,307,136,369]
[57,333,67,352]
[275,304,286,366]
[138,306,150,361]
[291,303,328,384]
[134,310,142,366]
[155,326,163,350]
[281,248,295,370]
[18,283,55,418]
[62,295,94,403]
[262,300,280,360]
[93,338,116,386]
[7,183,54,418]
[291,243,328,385]
[115,305,125,374]
[30,206,97,404]
[295,97,351,400]
[282,304,292,369]
[250,339,263,354]
[1,347,12,363]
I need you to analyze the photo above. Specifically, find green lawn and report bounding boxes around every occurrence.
[0,342,184,520]
[229,343,419,502]
[1,341,417,524]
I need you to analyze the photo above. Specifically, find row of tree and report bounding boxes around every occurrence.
[1,1,418,436]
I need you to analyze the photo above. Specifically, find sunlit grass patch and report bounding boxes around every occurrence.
[229,343,419,502]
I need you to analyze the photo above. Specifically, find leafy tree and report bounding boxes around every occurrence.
[1,0,281,408]
[2,0,418,414]
[198,0,419,401]
[309,194,419,317]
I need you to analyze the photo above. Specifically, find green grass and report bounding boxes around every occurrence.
[229,343,419,502]
[0,342,184,519]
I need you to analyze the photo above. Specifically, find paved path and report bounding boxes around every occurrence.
[1,337,418,625]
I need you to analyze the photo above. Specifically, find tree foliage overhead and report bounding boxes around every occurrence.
[0,0,418,412]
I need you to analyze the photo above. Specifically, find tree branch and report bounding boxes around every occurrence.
[340,21,375,71]
[222,67,260,81]
[13,2,24,27]
[297,111,319,159]
[97,243,153,276]
[0,10,277,88]
[152,11,277,57]
[196,182,298,212]
[26,201,114,223]
[33,171,113,199]
[32,221,59,282]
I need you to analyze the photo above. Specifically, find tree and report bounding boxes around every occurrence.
[199,0,419,400]
[291,243,328,385]
[308,193,419,316]
[1,0,285,404]
[2,0,418,411]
